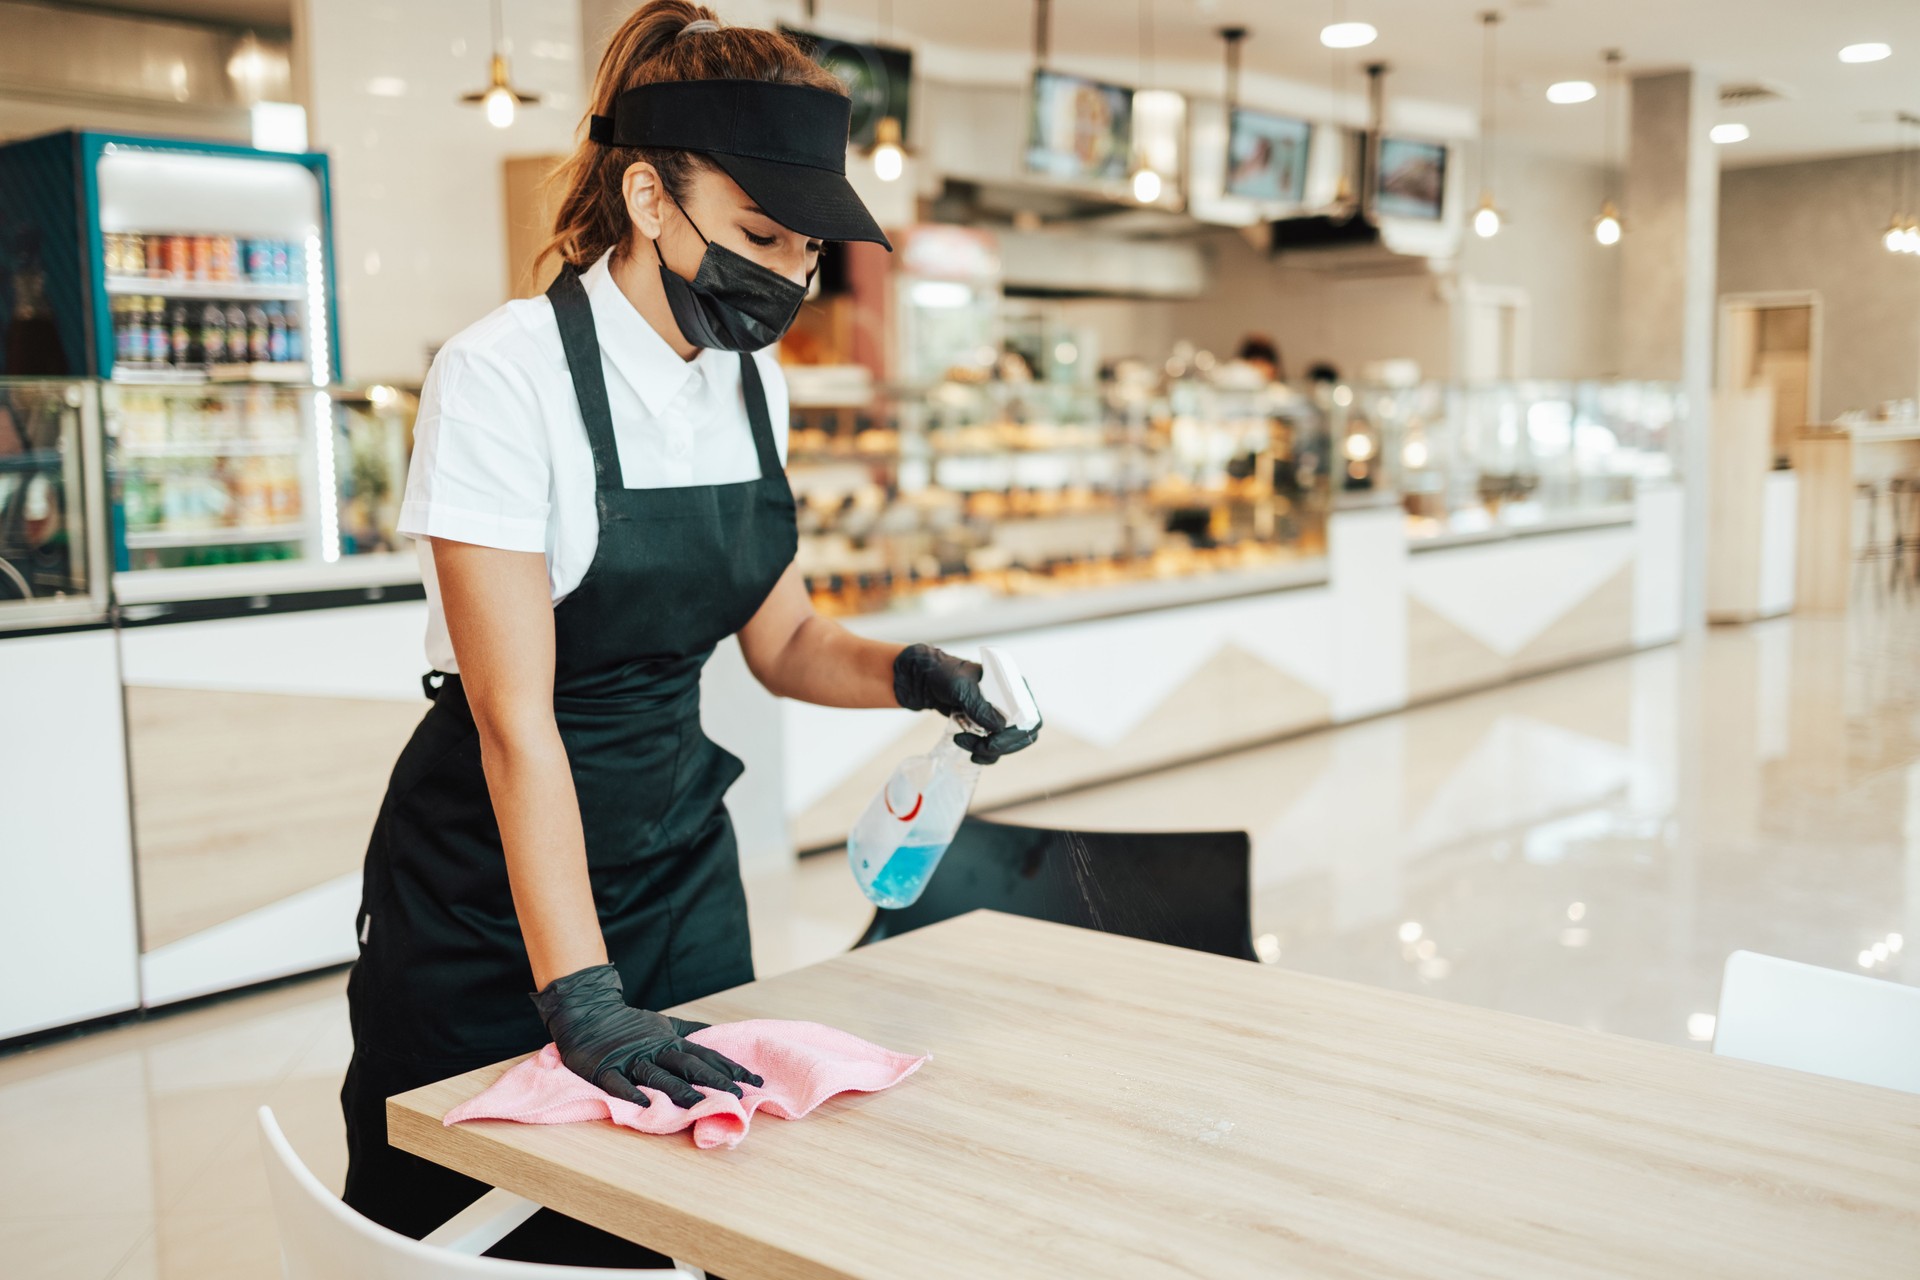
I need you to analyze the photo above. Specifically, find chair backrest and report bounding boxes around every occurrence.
[255,1107,689,1279]
[855,817,1257,961]
[1713,951,1920,1094]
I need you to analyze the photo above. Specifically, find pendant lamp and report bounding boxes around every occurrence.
[1473,10,1503,239]
[1593,50,1623,246]
[460,0,540,129]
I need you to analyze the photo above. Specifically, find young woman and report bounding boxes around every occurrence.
[340,4,1039,1263]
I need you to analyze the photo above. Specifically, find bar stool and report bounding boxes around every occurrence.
[1890,475,1920,592]
[1855,481,1889,595]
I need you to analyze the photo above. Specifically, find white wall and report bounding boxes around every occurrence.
[299,0,584,384]
[1454,144,1624,382]
[1720,150,1920,420]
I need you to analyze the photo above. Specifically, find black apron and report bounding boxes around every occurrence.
[340,263,796,1263]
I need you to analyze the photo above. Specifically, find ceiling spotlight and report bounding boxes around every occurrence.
[1547,80,1596,104]
[1132,163,1163,203]
[1711,122,1751,144]
[1320,22,1378,50]
[1839,42,1892,64]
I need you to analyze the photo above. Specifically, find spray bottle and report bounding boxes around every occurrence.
[848,646,1041,909]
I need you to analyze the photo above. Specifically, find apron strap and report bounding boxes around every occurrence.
[737,352,783,481]
[546,264,625,492]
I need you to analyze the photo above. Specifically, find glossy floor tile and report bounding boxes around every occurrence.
[2,595,1914,1277]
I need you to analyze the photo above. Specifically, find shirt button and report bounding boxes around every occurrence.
[669,435,690,458]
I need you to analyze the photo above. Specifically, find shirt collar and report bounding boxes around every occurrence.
[581,247,731,417]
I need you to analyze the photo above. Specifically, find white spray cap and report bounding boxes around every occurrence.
[977,646,1041,732]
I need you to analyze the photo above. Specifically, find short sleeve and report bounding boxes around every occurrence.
[397,342,552,553]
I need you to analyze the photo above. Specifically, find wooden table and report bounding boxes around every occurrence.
[391,911,1920,1279]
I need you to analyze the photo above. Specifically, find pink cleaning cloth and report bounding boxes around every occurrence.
[442,1019,929,1150]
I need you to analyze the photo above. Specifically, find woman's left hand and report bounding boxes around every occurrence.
[893,644,1043,765]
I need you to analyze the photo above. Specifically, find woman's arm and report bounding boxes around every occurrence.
[432,537,606,989]
[736,563,903,708]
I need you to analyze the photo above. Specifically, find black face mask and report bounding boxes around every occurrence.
[654,199,809,352]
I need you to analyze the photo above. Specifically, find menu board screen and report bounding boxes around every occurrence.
[1025,69,1134,182]
[1375,136,1448,221]
[1224,108,1312,205]
[784,28,912,148]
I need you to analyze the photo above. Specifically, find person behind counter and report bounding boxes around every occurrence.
[339,3,1040,1265]
[1236,333,1284,385]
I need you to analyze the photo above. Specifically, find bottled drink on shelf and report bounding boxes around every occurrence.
[245,239,270,282]
[271,240,292,284]
[248,303,271,363]
[224,304,248,365]
[170,302,194,367]
[146,296,171,365]
[113,296,140,364]
[267,303,289,362]
[201,301,227,365]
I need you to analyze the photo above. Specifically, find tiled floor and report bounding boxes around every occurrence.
[3,594,1915,1277]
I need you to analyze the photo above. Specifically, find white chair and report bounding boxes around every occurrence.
[1712,950,1920,1094]
[257,1106,705,1279]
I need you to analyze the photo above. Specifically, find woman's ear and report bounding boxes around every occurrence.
[622,161,666,242]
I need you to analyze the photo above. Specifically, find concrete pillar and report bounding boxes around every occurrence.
[1621,69,1720,632]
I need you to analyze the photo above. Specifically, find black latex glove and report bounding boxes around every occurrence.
[530,964,762,1108]
[892,643,1043,766]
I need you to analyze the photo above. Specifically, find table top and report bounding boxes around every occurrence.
[390,911,1920,1280]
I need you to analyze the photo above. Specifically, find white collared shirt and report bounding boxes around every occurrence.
[397,248,790,672]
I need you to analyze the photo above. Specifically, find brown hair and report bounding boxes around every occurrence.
[542,2,845,271]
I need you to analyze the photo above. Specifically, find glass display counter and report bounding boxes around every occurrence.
[1354,379,1684,543]
[788,374,1334,619]
[0,378,108,631]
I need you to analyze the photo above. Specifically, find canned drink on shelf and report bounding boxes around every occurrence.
[245,239,269,282]
[144,234,166,277]
[165,235,190,279]
[191,235,213,281]
[271,240,291,283]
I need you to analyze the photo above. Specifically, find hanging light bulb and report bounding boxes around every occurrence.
[1887,217,1908,253]
[460,1,540,128]
[1132,163,1164,203]
[1590,50,1624,247]
[1594,199,1622,246]
[1473,192,1502,238]
[483,73,516,128]
[872,115,904,182]
[1474,11,1503,241]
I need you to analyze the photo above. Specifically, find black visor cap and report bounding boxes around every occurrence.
[589,78,892,250]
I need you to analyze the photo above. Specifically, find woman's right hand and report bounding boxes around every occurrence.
[531,964,763,1108]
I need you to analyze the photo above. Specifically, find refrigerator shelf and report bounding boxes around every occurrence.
[113,364,314,385]
[105,276,306,302]
[124,522,306,549]
[119,439,304,458]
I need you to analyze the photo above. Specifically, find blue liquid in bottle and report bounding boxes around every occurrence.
[862,843,947,910]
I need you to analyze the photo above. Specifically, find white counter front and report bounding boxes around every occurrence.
[708,487,1687,855]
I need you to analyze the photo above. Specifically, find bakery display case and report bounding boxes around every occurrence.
[1360,379,1685,541]
[788,372,1334,619]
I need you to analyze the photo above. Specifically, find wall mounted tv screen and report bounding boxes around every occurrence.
[1025,68,1133,183]
[1224,108,1312,205]
[784,28,912,148]
[1375,136,1448,221]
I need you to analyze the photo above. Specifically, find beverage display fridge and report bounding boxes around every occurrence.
[0,130,413,607]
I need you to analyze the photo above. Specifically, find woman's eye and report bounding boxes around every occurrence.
[742,229,778,248]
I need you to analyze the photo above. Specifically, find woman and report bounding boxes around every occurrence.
[341,4,1039,1263]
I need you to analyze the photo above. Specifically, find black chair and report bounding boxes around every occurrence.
[853,816,1258,962]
